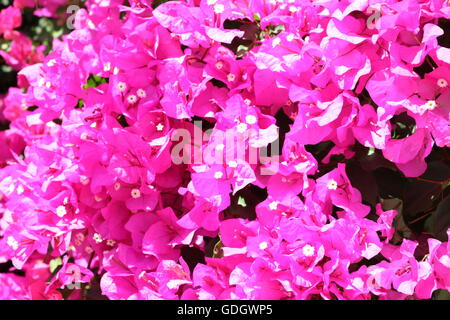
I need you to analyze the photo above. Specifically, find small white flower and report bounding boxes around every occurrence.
[245,114,257,125]
[156,123,165,131]
[215,61,224,70]
[127,94,137,104]
[269,201,279,211]
[423,100,437,111]
[236,122,248,133]
[137,88,147,98]
[302,244,315,257]
[131,189,141,199]
[228,160,238,168]
[214,171,224,179]
[56,205,67,218]
[437,78,448,88]
[117,82,127,92]
[327,179,338,190]
[227,73,236,82]
[93,233,103,244]
[214,3,225,14]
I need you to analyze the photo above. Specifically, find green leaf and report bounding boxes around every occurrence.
[83,74,109,89]
[433,289,450,300]
[49,257,62,273]
[213,240,224,258]
[432,195,450,241]
[76,99,84,109]
[265,24,285,37]
[346,160,378,206]
[402,179,441,222]
[237,196,247,207]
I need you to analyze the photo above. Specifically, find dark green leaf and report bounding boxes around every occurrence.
[433,195,450,241]
[346,161,379,206]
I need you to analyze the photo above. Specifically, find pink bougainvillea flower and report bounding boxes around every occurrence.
[382,128,433,177]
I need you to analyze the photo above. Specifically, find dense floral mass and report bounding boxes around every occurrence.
[0,0,449,300]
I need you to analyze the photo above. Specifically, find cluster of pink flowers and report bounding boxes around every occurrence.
[0,0,449,300]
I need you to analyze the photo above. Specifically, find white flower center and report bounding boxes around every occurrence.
[117,82,127,92]
[236,122,248,133]
[228,160,237,168]
[56,205,67,217]
[93,233,103,243]
[269,201,279,210]
[214,4,225,14]
[424,100,437,111]
[227,73,236,82]
[156,123,165,131]
[245,115,257,125]
[302,244,315,257]
[137,89,146,98]
[131,188,141,199]
[327,179,338,190]
[437,78,448,88]
[127,95,137,104]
